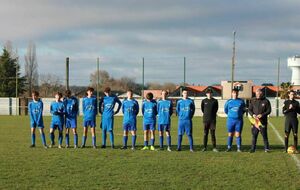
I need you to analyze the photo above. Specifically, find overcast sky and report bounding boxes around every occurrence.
[0,0,299,86]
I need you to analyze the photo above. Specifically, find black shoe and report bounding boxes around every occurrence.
[225,148,232,152]
[249,149,255,153]
[111,145,115,149]
[80,145,85,148]
[177,148,181,151]
[30,144,35,148]
[159,147,164,151]
[101,145,106,149]
[120,146,127,150]
[202,148,207,152]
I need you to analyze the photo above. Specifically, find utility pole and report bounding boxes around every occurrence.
[142,57,145,99]
[231,31,236,94]
[97,57,100,102]
[184,57,186,86]
[66,57,70,90]
[276,58,280,117]
[16,58,18,115]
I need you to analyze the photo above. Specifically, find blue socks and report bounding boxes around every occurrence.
[132,135,136,147]
[144,140,148,146]
[31,134,35,145]
[167,136,171,147]
[177,135,183,149]
[92,136,96,146]
[102,130,107,146]
[41,133,46,146]
[150,138,155,146]
[82,136,87,146]
[50,133,55,145]
[65,134,69,146]
[74,134,78,146]
[58,132,63,145]
[188,135,193,150]
[109,131,114,146]
[159,136,164,148]
[237,136,242,149]
[227,136,233,149]
[123,136,128,147]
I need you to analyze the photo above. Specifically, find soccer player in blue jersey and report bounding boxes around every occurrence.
[176,89,195,152]
[99,87,122,149]
[120,89,139,150]
[28,91,47,148]
[141,92,158,151]
[49,92,65,148]
[81,87,98,148]
[224,89,246,152]
[63,90,79,148]
[157,90,173,151]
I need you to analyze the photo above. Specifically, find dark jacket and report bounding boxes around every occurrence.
[282,99,300,118]
[201,98,218,122]
[248,97,271,125]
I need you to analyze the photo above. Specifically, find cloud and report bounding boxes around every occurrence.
[0,0,298,86]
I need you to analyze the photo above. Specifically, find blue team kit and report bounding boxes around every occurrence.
[142,99,157,131]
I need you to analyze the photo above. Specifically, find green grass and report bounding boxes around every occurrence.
[0,116,299,190]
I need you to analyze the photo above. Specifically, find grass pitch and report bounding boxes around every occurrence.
[0,116,299,189]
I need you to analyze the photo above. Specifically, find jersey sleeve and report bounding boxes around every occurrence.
[115,96,122,114]
[135,100,140,116]
[169,100,173,116]
[98,97,104,114]
[190,100,195,118]
[224,100,229,114]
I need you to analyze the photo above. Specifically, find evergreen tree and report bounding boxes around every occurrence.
[0,48,25,97]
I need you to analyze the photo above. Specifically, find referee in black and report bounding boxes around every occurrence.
[283,90,300,153]
[248,88,271,153]
[201,87,219,152]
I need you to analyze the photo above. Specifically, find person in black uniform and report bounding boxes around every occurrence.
[248,88,272,153]
[283,90,300,153]
[201,87,219,152]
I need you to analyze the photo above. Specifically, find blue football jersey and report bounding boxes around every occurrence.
[142,100,157,124]
[176,98,195,120]
[224,98,245,119]
[122,98,139,124]
[157,99,173,125]
[50,101,65,124]
[99,95,122,118]
[28,99,44,126]
[82,96,97,121]
[63,96,79,119]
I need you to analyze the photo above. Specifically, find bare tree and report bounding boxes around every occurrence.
[39,74,63,97]
[24,42,39,96]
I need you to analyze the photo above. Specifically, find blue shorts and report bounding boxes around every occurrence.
[83,120,96,128]
[50,122,63,131]
[101,117,114,131]
[144,123,156,131]
[65,118,77,129]
[30,122,44,129]
[123,122,137,131]
[227,118,243,133]
[158,124,171,132]
[178,120,192,136]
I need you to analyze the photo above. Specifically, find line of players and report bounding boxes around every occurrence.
[28,86,299,153]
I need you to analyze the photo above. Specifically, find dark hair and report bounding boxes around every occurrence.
[161,90,169,95]
[86,87,94,92]
[146,92,154,100]
[104,87,111,93]
[32,91,39,96]
[65,89,71,96]
[205,87,213,94]
[127,89,133,93]
[55,92,63,98]
[288,90,295,94]
[232,88,239,93]
[182,88,188,92]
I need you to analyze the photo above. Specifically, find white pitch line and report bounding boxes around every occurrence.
[269,121,300,171]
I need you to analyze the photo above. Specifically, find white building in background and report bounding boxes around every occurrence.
[288,56,300,85]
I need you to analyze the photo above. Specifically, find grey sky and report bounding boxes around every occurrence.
[0,0,299,86]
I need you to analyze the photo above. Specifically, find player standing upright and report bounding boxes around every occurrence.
[201,87,219,152]
[121,89,139,150]
[63,90,79,148]
[99,87,122,149]
[157,90,173,151]
[28,91,47,148]
[81,87,97,148]
[248,88,271,153]
[224,89,246,152]
[282,90,300,153]
[176,89,195,152]
[141,92,157,151]
[49,92,65,148]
